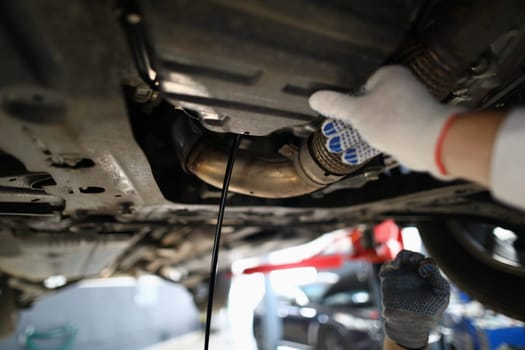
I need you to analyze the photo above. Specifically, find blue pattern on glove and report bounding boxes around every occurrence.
[321,119,380,165]
[322,120,347,137]
[341,144,380,165]
[343,148,359,164]
[328,136,344,153]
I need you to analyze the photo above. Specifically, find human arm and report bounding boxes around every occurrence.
[440,111,504,187]
[308,65,525,210]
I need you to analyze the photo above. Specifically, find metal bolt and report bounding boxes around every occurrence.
[202,113,229,127]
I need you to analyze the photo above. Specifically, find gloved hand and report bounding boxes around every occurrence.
[380,250,450,349]
[321,119,380,165]
[309,65,464,177]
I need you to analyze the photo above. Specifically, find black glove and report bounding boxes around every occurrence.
[380,250,450,349]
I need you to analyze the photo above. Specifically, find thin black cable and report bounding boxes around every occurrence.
[204,134,242,350]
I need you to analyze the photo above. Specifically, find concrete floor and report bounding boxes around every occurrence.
[0,277,200,350]
[140,305,256,350]
[143,330,302,350]
[143,330,257,350]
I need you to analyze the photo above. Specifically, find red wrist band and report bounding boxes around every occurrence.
[435,114,460,176]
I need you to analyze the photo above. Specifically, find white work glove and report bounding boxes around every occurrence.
[309,65,464,177]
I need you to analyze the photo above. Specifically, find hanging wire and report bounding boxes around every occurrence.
[204,133,242,350]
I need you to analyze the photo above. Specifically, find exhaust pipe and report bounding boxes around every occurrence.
[183,127,366,198]
[187,140,320,198]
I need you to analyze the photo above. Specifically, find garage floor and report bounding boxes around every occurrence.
[143,331,226,350]
[0,277,200,350]
[143,330,302,350]
[141,296,258,350]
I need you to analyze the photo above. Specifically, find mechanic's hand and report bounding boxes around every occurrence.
[380,250,450,349]
[309,65,464,177]
[321,119,380,165]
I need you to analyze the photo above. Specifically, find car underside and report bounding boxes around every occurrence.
[1,0,525,336]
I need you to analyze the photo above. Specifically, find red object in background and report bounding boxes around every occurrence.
[349,219,403,263]
[241,219,404,274]
[242,255,345,274]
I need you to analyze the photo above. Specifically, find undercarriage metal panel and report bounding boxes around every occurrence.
[0,1,170,215]
[127,183,525,229]
[0,95,168,215]
[1,1,525,302]
[0,229,132,282]
[141,0,420,135]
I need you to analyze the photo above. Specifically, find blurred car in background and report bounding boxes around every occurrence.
[253,265,383,350]
[252,261,448,350]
